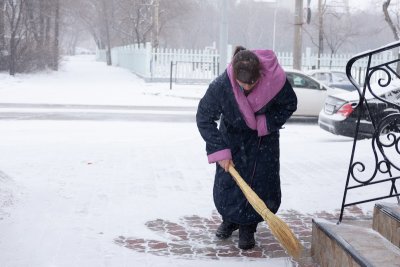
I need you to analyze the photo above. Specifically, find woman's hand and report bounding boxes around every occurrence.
[218,159,234,172]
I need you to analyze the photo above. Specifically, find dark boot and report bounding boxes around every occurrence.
[238,224,257,250]
[215,221,239,239]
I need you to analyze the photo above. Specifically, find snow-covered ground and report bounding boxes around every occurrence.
[0,56,397,267]
[0,56,204,106]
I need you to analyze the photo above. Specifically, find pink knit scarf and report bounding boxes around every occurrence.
[227,50,286,133]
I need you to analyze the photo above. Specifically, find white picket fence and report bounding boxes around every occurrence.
[98,43,220,83]
[96,43,395,85]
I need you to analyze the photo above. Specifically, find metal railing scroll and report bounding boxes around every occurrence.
[338,41,400,223]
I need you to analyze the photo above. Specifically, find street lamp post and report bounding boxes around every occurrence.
[219,0,228,74]
[272,2,278,51]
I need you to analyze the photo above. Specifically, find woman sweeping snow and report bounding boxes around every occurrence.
[196,46,297,250]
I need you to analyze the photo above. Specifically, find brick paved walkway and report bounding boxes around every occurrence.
[114,206,372,266]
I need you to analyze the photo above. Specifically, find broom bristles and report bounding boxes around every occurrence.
[228,166,302,259]
[266,212,302,258]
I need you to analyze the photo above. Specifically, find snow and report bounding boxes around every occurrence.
[0,56,204,106]
[0,55,397,266]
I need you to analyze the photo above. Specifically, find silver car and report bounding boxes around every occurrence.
[307,70,357,92]
[285,70,345,117]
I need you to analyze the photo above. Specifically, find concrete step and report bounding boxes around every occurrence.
[373,202,400,247]
[312,218,400,267]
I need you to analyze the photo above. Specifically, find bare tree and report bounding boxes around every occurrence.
[61,5,88,55]
[23,0,54,69]
[110,0,192,48]
[1,0,396,76]
[113,0,155,47]
[0,0,63,74]
[0,0,6,71]
[323,12,357,56]
[383,0,399,40]
[5,0,25,75]
[383,0,400,72]
[303,0,358,68]
[65,0,115,67]
[66,0,105,49]
[52,0,60,70]
[0,0,5,52]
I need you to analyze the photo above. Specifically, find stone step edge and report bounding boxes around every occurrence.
[312,218,373,267]
[375,202,400,222]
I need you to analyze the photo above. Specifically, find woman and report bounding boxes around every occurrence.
[196,46,297,250]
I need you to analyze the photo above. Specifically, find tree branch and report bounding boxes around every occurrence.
[383,0,399,40]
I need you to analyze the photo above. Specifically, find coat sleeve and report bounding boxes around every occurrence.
[264,79,298,133]
[196,80,232,164]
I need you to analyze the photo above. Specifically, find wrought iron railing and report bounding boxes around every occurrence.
[338,41,400,223]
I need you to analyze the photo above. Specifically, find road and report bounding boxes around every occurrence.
[0,103,197,122]
[0,103,317,123]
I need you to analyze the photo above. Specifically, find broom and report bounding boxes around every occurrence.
[228,165,302,259]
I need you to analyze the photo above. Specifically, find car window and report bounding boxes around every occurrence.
[332,72,347,83]
[287,73,321,90]
[315,73,330,82]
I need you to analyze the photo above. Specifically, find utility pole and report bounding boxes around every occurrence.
[153,0,159,48]
[318,0,324,69]
[219,0,228,74]
[293,0,303,70]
